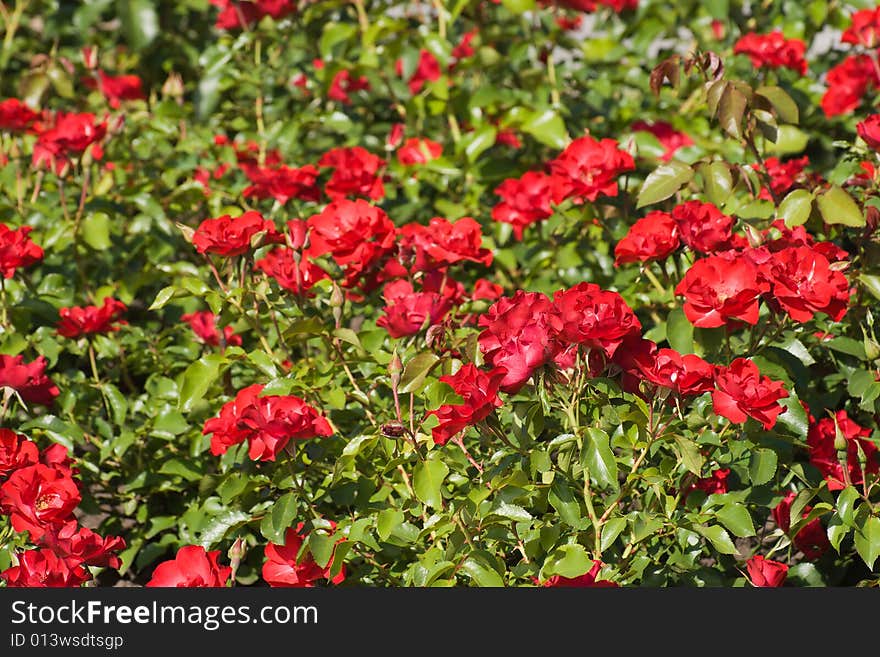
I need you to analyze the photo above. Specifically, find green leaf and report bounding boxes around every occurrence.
[489,500,533,523]
[637,160,694,208]
[816,185,866,227]
[462,126,497,162]
[199,510,250,549]
[157,459,203,482]
[82,212,112,250]
[715,504,756,538]
[549,480,585,529]
[501,0,535,12]
[521,109,568,149]
[583,428,618,490]
[177,354,226,412]
[718,85,748,139]
[377,509,404,541]
[117,0,159,50]
[546,543,593,579]
[101,383,128,427]
[859,274,880,302]
[263,492,298,545]
[837,486,859,526]
[778,189,814,228]
[400,352,440,394]
[775,390,809,439]
[320,23,358,59]
[460,551,505,587]
[600,517,628,552]
[854,516,880,569]
[673,436,703,476]
[307,531,335,569]
[748,448,777,486]
[755,86,799,124]
[696,524,738,554]
[699,162,733,206]
[149,286,176,311]
[413,458,449,509]
[667,306,694,354]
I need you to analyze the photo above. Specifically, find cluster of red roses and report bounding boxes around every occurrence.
[733,30,808,75]
[146,522,345,588]
[822,8,880,117]
[427,280,794,448]
[0,430,125,587]
[615,200,852,328]
[209,0,296,30]
[491,135,635,239]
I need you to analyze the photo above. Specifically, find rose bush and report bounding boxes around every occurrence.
[0,0,879,588]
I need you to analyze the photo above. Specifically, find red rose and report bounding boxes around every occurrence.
[771,491,830,561]
[0,98,40,132]
[203,384,262,456]
[614,211,680,265]
[57,297,127,338]
[0,463,81,540]
[492,171,554,240]
[550,135,635,204]
[629,346,715,397]
[733,31,807,75]
[843,8,880,48]
[203,384,333,462]
[181,311,242,348]
[386,123,405,150]
[0,354,59,406]
[688,468,730,496]
[192,210,283,257]
[328,70,370,104]
[318,146,385,201]
[631,120,693,161]
[146,545,231,587]
[451,29,477,60]
[41,520,126,569]
[211,0,295,30]
[806,410,878,491]
[478,291,560,393]
[821,55,880,117]
[537,560,618,587]
[254,247,328,295]
[242,164,321,204]
[32,112,107,174]
[307,199,395,286]
[764,246,850,322]
[746,555,788,587]
[396,49,441,94]
[262,523,346,587]
[1,548,90,588]
[672,201,737,254]
[0,223,43,278]
[397,137,443,165]
[757,156,811,200]
[553,0,637,11]
[675,253,767,328]
[472,279,504,301]
[551,282,641,359]
[376,279,453,338]
[712,358,788,430]
[857,114,880,150]
[399,216,492,271]
[87,70,146,108]
[427,364,506,445]
[0,429,39,480]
